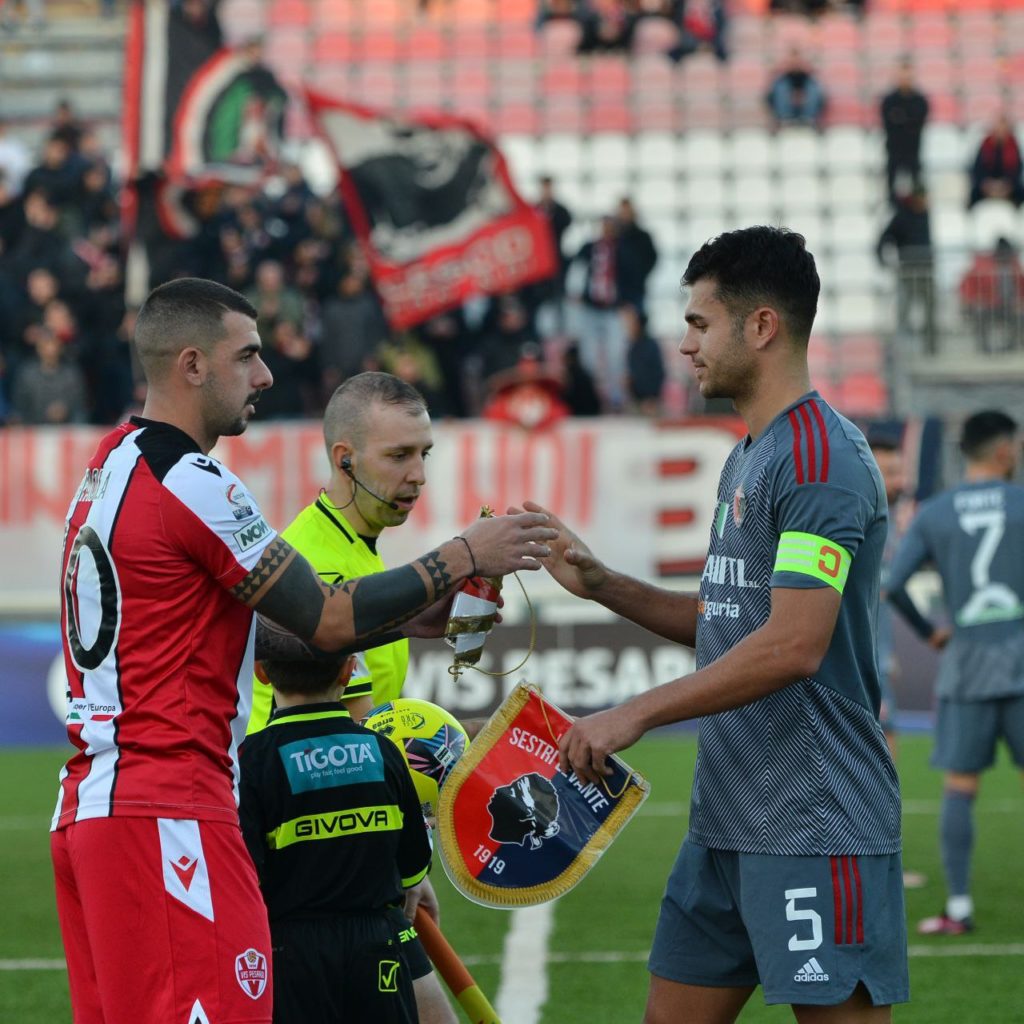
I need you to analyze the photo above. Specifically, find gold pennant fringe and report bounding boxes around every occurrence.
[437,683,650,909]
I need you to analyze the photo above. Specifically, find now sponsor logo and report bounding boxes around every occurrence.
[233,517,270,551]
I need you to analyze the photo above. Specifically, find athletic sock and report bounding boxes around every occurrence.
[940,789,975,919]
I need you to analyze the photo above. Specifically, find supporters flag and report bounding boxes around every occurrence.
[306,90,559,329]
[436,684,649,908]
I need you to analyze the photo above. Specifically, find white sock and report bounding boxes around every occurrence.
[946,894,973,921]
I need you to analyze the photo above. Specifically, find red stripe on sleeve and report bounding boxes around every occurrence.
[840,856,855,944]
[830,856,843,944]
[851,856,864,944]
[797,403,817,482]
[809,400,831,483]
[788,410,805,485]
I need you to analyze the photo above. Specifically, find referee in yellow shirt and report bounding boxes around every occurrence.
[249,371,457,1024]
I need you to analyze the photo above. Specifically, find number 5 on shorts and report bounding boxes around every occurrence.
[785,888,823,951]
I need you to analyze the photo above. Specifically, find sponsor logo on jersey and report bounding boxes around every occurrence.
[233,517,270,551]
[225,483,256,521]
[77,468,110,503]
[68,698,119,723]
[701,555,761,588]
[295,808,394,837]
[234,948,268,1000]
[794,957,830,983]
[378,959,401,993]
[697,599,741,621]
[279,735,385,792]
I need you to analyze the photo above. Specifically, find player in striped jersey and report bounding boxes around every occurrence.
[52,278,557,1024]
[888,410,1024,936]
[529,227,907,1021]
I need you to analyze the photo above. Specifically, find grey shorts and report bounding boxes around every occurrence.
[648,840,909,1007]
[932,695,1024,773]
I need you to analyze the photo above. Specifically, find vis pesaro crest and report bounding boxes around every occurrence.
[437,684,649,908]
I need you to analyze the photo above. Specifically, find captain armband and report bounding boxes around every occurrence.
[774,531,852,593]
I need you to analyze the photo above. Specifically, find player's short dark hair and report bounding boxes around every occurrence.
[960,410,1018,459]
[134,278,257,381]
[261,657,348,697]
[323,371,428,451]
[682,226,820,344]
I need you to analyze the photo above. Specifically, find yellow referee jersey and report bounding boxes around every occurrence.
[247,497,410,733]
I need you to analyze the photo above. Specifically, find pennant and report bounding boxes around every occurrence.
[437,684,649,908]
[306,90,558,329]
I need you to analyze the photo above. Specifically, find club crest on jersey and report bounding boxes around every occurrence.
[234,948,268,1000]
[732,485,746,527]
[226,483,256,520]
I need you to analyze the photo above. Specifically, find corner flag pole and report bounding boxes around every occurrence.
[413,906,502,1024]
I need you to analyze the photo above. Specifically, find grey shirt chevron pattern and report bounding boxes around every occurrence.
[687,394,901,856]
[887,480,1024,701]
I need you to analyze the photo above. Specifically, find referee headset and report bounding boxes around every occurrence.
[339,454,400,511]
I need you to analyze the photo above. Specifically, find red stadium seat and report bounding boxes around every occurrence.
[837,374,888,416]
[499,26,540,59]
[360,30,401,61]
[494,102,540,134]
[268,0,310,26]
[313,32,353,64]
[540,18,582,57]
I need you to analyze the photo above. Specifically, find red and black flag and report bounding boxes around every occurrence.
[306,90,558,329]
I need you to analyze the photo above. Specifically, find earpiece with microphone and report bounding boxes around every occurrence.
[340,455,400,511]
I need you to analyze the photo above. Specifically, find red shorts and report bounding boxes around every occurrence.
[51,817,272,1024]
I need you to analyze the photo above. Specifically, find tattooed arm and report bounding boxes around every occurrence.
[234,512,557,653]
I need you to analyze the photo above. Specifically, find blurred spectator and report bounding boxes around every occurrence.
[615,197,658,314]
[11,327,88,426]
[765,49,827,131]
[0,169,25,255]
[881,60,929,204]
[373,333,447,412]
[624,306,665,415]
[6,190,87,291]
[959,237,1024,354]
[0,118,31,197]
[535,176,573,323]
[561,343,602,416]
[252,320,320,420]
[877,187,936,353]
[478,292,537,381]
[23,136,79,211]
[576,0,638,54]
[319,254,390,398]
[245,258,304,341]
[51,99,84,154]
[0,0,45,31]
[482,344,569,430]
[968,115,1024,209]
[415,309,472,418]
[571,216,628,409]
[666,0,728,64]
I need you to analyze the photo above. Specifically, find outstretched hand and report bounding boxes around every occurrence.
[507,500,609,599]
[460,510,558,578]
[557,705,646,785]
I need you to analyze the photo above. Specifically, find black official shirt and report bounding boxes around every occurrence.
[239,703,431,923]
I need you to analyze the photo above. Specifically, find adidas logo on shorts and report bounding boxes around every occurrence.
[794,957,830,983]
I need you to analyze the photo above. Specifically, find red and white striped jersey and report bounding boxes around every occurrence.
[52,417,278,831]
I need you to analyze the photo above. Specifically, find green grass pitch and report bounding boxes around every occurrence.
[2,734,1021,1022]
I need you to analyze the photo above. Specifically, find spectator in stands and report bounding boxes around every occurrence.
[765,48,827,131]
[575,0,639,54]
[10,326,88,426]
[0,0,45,31]
[666,0,728,64]
[959,237,1024,354]
[877,185,936,353]
[0,170,25,256]
[0,118,31,198]
[968,114,1024,209]
[482,343,570,430]
[478,292,537,382]
[534,176,573,337]
[246,258,304,341]
[319,254,391,400]
[252,319,321,421]
[23,136,79,212]
[881,60,930,204]
[616,197,658,314]
[6,190,87,292]
[561,342,603,416]
[624,305,665,416]
[571,216,629,409]
[50,99,84,154]
[416,309,472,418]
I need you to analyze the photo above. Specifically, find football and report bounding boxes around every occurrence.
[363,698,469,816]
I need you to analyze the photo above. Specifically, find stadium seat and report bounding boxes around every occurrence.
[837,373,888,416]
[635,132,678,175]
[268,0,310,26]
[539,19,582,57]
[540,133,584,177]
[499,135,540,185]
[969,201,1021,250]
[681,129,727,176]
